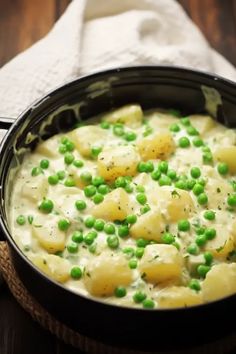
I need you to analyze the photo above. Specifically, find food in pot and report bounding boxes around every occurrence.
[9,104,236,308]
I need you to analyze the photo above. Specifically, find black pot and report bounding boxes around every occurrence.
[1,66,236,352]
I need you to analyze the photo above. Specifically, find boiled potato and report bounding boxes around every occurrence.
[137,132,175,161]
[188,115,216,136]
[97,145,140,180]
[130,209,165,242]
[102,104,143,128]
[70,125,108,158]
[30,254,70,283]
[157,286,202,308]
[148,112,178,132]
[84,252,133,296]
[139,244,182,283]
[214,146,236,173]
[35,136,60,158]
[204,226,234,259]
[32,215,66,253]
[92,188,130,221]
[205,178,232,210]
[21,175,48,202]
[202,263,236,302]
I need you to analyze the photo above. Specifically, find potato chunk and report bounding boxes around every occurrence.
[202,263,236,302]
[205,179,232,210]
[92,188,130,221]
[214,146,236,173]
[139,244,182,283]
[84,252,133,296]
[188,115,216,136]
[102,104,143,128]
[157,286,202,308]
[21,175,48,202]
[35,136,60,158]
[31,254,70,283]
[130,209,165,242]
[70,126,108,158]
[32,215,66,253]
[204,226,234,259]
[165,189,194,222]
[137,132,175,161]
[97,145,140,181]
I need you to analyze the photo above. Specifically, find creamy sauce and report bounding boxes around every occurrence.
[9,105,236,308]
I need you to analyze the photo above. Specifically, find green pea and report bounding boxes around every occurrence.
[151,169,161,181]
[114,286,126,297]
[159,161,168,174]
[73,160,84,168]
[48,174,59,185]
[84,231,97,245]
[107,235,119,249]
[129,259,138,269]
[195,234,207,247]
[64,152,75,165]
[135,247,144,258]
[123,247,135,258]
[70,266,82,279]
[57,170,66,180]
[193,137,203,147]
[187,243,199,255]
[195,226,206,235]
[227,194,236,207]
[136,193,147,205]
[186,126,199,136]
[75,200,87,210]
[124,131,137,141]
[113,124,124,136]
[197,193,208,205]
[158,175,172,186]
[58,144,67,154]
[31,167,42,176]
[80,172,92,184]
[65,140,75,152]
[115,176,127,188]
[190,167,201,179]
[97,184,110,195]
[205,228,216,240]
[126,214,137,224]
[140,204,151,214]
[203,210,215,220]
[92,176,105,187]
[197,264,211,278]
[125,184,134,193]
[180,117,190,126]
[137,161,148,173]
[89,244,97,254]
[178,219,190,232]
[202,152,213,164]
[91,146,102,158]
[84,185,96,197]
[104,223,116,234]
[118,225,129,238]
[39,199,54,213]
[100,121,110,129]
[93,194,104,204]
[167,169,177,180]
[178,136,190,148]
[142,299,155,309]
[188,279,201,291]
[146,161,154,172]
[169,123,180,132]
[217,163,229,175]
[133,291,147,303]
[84,216,96,228]
[136,185,145,193]
[40,159,49,169]
[94,219,105,231]
[72,231,83,243]
[67,242,78,253]
[193,183,204,196]
[161,232,175,244]
[136,238,149,248]
[58,218,70,231]
[175,180,187,190]
[64,177,76,187]
[61,136,69,145]
[204,252,213,265]
[16,215,26,226]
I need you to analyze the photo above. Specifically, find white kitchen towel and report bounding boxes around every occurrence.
[0,0,235,120]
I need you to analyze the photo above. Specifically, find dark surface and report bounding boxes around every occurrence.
[0,1,236,354]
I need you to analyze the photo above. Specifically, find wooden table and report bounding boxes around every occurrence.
[0,1,236,354]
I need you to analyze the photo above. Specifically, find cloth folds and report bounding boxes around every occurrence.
[0,0,235,119]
